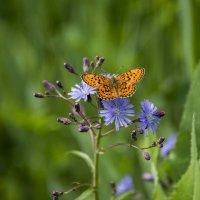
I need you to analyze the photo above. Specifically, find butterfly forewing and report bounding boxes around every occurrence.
[81,74,110,87]
[117,68,145,83]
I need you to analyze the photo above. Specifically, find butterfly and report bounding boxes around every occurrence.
[81,68,145,100]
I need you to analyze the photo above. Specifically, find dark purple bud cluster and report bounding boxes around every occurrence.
[52,191,63,200]
[131,127,144,141]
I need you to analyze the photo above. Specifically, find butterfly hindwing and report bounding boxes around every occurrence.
[117,82,136,98]
[96,84,116,100]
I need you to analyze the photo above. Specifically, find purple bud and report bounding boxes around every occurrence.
[56,80,64,89]
[42,80,56,91]
[52,191,63,197]
[96,57,105,67]
[79,120,87,126]
[64,63,76,74]
[33,92,44,98]
[153,111,165,118]
[158,136,165,144]
[144,152,151,160]
[94,123,101,129]
[79,125,89,132]
[159,144,164,148]
[82,57,90,73]
[95,56,100,62]
[74,102,80,112]
[142,173,154,182]
[57,117,71,125]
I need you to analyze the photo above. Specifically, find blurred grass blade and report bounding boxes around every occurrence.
[169,114,200,200]
[66,150,94,173]
[169,62,200,180]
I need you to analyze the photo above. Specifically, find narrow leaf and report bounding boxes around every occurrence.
[74,188,94,200]
[169,114,200,200]
[66,150,94,173]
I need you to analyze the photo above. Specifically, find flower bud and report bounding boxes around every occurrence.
[93,123,101,129]
[96,57,105,67]
[33,92,44,98]
[158,136,165,144]
[42,80,56,91]
[74,102,80,112]
[57,117,71,125]
[79,125,89,132]
[144,152,151,160]
[82,57,90,73]
[153,111,165,118]
[64,63,76,74]
[56,80,64,89]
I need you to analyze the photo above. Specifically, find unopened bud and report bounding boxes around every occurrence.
[64,63,76,74]
[42,80,56,91]
[52,191,63,197]
[159,144,164,148]
[74,103,80,112]
[158,136,165,144]
[79,125,89,132]
[153,111,165,118]
[96,57,105,67]
[94,123,101,129]
[56,80,64,89]
[82,57,90,73]
[33,92,44,98]
[144,152,151,160]
[57,117,71,125]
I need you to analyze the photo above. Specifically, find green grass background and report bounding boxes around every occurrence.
[0,0,200,199]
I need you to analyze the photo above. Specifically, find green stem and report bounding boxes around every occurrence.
[93,119,103,200]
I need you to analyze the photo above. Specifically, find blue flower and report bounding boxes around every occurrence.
[116,175,134,195]
[99,98,134,131]
[138,100,162,135]
[68,81,96,102]
[160,134,177,156]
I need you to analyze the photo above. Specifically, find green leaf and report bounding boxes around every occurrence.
[169,62,200,180]
[169,114,200,200]
[74,188,94,200]
[66,150,94,173]
[152,164,167,200]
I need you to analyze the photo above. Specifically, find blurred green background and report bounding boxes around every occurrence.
[0,0,200,199]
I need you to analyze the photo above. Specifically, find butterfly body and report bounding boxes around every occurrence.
[81,68,145,100]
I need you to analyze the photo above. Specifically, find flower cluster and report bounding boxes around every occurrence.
[34,56,167,200]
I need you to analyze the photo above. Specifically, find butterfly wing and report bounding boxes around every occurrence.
[81,74,110,87]
[96,84,116,100]
[117,82,136,98]
[117,68,145,83]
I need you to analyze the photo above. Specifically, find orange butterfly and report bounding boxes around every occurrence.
[81,68,145,100]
